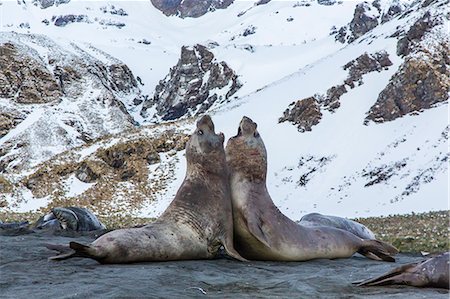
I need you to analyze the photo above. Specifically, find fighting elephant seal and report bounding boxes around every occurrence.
[225,116,398,262]
[299,213,376,240]
[47,115,246,263]
[35,207,106,231]
[355,252,449,289]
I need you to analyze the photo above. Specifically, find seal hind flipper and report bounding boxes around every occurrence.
[46,243,79,261]
[354,264,420,286]
[358,240,399,262]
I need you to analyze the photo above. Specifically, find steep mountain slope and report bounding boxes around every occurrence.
[0,0,448,220]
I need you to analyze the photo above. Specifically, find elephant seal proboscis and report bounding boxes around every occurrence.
[47,115,246,263]
[299,213,376,240]
[35,207,106,231]
[355,252,449,289]
[225,116,398,262]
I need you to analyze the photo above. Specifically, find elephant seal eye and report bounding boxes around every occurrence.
[254,132,259,138]
[198,130,203,135]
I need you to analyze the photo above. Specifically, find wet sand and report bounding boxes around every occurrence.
[1,231,448,298]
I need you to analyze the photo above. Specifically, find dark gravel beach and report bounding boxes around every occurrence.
[0,231,448,299]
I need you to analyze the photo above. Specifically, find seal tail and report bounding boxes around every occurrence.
[358,239,399,262]
[353,264,417,286]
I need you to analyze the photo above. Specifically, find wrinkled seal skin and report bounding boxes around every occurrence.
[299,213,376,240]
[356,252,450,289]
[47,115,246,264]
[35,207,106,232]
[225,116,398,262]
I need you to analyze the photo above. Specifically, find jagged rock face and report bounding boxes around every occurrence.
[0,111,25,138]
[151,0,233,18]
[0,43,61,104]
[348,2,379,43]
[335,1,405,43]
[366,49,449,123]
[396,12,438,57]
[143,44,241,121]
[279,97,322,132]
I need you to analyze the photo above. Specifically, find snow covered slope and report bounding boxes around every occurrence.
[0,0,448,220]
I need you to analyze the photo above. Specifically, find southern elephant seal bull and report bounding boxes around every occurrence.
[355,252,449,289]
[225,116,398,262]
[47,115,246,264]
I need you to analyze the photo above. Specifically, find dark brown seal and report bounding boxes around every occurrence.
[225,116,398,262]
[47,115,246,263]
[356,252,449,289]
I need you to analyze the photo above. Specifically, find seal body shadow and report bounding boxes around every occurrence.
[226,116,398,262]
[48,115,245,263]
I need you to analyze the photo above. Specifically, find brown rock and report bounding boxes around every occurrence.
[279,97,323,132]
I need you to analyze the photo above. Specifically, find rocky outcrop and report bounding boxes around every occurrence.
[142,44,241,121]
[150,0,234,18]
[335,1,405,43]
[53,15,90,27]
[325,51,392,111]
[366,49,449,123]
[279,97,322,132]
[0,42,61,104]
[281,52,392,131]
[32,0,70,9]
[396,11,438,57]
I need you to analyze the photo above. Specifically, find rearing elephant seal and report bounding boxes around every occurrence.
[47,115,246,263]
[225,116,398,262]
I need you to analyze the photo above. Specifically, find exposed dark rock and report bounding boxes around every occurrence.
[362,160,407,187]
[0,112,25,138]
[75,162,99,183]
[0,42,61,104]
[100,5,128,16]
[150,0,234,18]
[243,25,257,37]
[348,2,379,42]
[281,51,393,131]
[99,20,126,29]
[317,0,337,6]
[142,44,241,121]
[381,3,403,23]
[53,15,89,27]
[343,51,392,88]
[396,12,438,57]
[33,0,70,9]
[256,0,271,5]
[279,97,323,132]
[366,48,449,123]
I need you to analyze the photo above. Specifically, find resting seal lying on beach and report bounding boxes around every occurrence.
[35,207,106,231]
[299,213,376,240]
[225,116,398,262]
[47,115,246,264]
[355,252,449,289]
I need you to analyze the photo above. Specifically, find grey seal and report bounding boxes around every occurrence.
[35,207,106,231]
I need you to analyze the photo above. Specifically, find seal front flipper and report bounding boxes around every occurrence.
[221,237,248,262]
[244,212,272,249]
